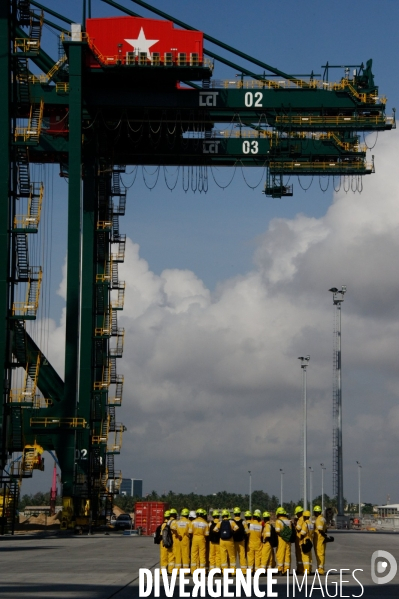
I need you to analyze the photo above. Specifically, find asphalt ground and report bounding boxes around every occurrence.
[1,531,399,598]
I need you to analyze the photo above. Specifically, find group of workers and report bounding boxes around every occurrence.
[159,505,331,576]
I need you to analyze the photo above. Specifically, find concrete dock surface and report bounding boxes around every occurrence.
[1,531,398,598]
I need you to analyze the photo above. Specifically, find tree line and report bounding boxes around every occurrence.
[18,490,373,516]
[114,490,353,514]
[18,492,62,510]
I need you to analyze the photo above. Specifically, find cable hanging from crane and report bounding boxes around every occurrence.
[333,175,341,193]
[210,165,237,190]
[363,130,378,150]
[319,175,330,192]
[239,161,267,190]
[120,165,138,188]
[163,166,180,191]
[297,175,314,191]
[142,165,160,190]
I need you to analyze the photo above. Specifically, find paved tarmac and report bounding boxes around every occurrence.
[0,531,398,598]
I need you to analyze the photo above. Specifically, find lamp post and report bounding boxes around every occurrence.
[280,469,284,508]
[330,285,346,517]
[321,463,326,514]
[309,466,314,514]
[356,461,362,521]
[248,471,252,513]
[298,355,310,510]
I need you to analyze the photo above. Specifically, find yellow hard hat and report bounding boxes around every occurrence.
[276,507,286,515]
[244,511,252,518]
[233,507,241,514]
[263,511,270,518]
[254,509,261,517]
[181,508,189,516]
[221,509,230,517]
[164,511,170,518]
[196,508,203,515]
[169,508,177,515]
[303,510,311,517]
[313,505,322,512]
[295,506,304,514]
[212,510,220,517]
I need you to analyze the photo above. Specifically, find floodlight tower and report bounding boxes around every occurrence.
[329,285,347,518]
[298,355,310,510]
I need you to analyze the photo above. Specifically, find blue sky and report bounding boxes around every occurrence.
[23,1,399,505]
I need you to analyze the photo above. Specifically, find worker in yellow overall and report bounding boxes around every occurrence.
[171,508,191,572]
[160,510,170,569]
[260,512,276,569]
[190,508,209,573]
[208,510,221,570]
[232,507,249,571]
[275,507,292,575]
[293,506,304,574]
[313,506,327,574]
[299,510,314,573]
[213,509,239,573]
[247,509,263,573]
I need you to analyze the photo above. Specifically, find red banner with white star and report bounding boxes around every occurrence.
[86,16,203,65]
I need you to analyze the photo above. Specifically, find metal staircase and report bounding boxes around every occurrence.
[109,377,124,406]
[108,406,116,432]
[15,56,30,104]
[28,100,44,142]
[14,182,43,231]
[16,146,31,196]
[110,329,124,358]
[109,357,117,385]
[12,321,27,366]
[23,352,40,401]
[17,0,31,26]
[111,283,125,310]
[112,213,120,241]
[111,235,126,263]
[28,10,43,51]
[14,10,43,55]
[107,424,125,455]
[10,351,40,404]
[111,261,119,287]
[15,234,29,281]
[15,100,44,143]
[13,266,42,319]
[0,476,20,535]
[111,309,118,336]
[112,195,126,217]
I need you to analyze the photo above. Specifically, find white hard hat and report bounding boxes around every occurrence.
[189,511,196,518]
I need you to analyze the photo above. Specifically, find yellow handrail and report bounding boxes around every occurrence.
[30,417,87,428]
[269,161,373,172]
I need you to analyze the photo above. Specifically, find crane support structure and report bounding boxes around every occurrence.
[0,0,394,532]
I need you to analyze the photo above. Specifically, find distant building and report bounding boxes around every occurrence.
[376,504,399,517]
[23,506,51,517]
[375,504,399,530]
[120,478,143,497]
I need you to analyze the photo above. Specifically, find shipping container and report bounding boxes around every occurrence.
[134,501,169,536]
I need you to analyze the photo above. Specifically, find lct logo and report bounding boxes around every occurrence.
[371,550,397,584]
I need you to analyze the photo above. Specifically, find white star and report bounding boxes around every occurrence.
[125,28,159,59]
